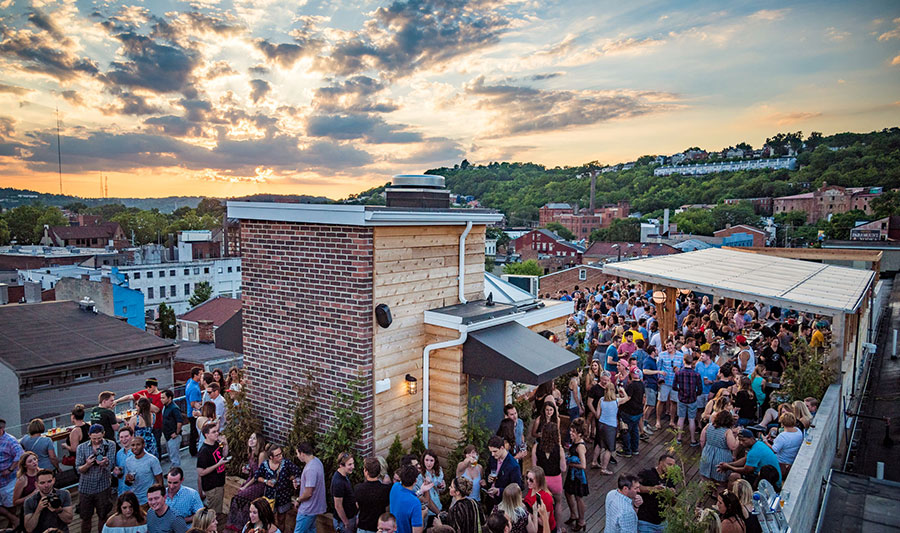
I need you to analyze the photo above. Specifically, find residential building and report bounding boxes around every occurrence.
[177,230,221,260]
[654,157,797,176]
[538,203,574,226]
[849,216,900,241]
[228,175,578,458]
[0,245,128,271]
[583,241,680,263]
[40,221,129,249]
[714,224,768,248]
[0,300,177,428]
[109,257,241,318]
[485,239,497,256]
[723,197,774,215]
[18,265,101,290]
[773,183,883,224]
[176,296,241,342]
[539,201,631,238]
[538,265,614,296]
[54,274,145,330]
[509,229,584,264]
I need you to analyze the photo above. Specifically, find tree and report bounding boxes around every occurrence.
[196,198,225,218]
[63,202,88,213]
[189,281,213,307]
[486,226,509,248]
[870,190,900,218]
[782,338,834,402]
[503,259,543,276]
[672,209,715,236]
[4,205,44,243]
[544,222,576,241]
[821,209,870,240]
[34,207,68,240]
[711,202,759,231]
[602,218,641,241]
[0,218,9,245]
[157,303,176,338]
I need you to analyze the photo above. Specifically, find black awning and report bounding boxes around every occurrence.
[464,321,581,385]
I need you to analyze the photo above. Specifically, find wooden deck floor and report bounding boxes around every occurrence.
[580,421,705,532]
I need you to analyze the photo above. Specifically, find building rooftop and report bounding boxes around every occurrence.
[544,203,572,209]
[585,241,680,257]
[0,245,120,257]
[602,247,875,315]
[48,222,122,241]
[227,202,503,226]
[178,296,241,326]
[0,301,175,376]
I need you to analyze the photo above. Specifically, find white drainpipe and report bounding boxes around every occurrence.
[423,220,474,447]
[458,220,473,304]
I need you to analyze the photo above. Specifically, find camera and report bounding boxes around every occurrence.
[46,493,62,509]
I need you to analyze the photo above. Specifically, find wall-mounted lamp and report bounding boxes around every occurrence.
[375,304,393,328]
[405,374,418,395]
[678,288,692,296]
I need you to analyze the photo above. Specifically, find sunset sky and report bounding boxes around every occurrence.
[1,0,899,200]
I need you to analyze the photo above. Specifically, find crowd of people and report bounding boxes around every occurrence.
[0,280,831,533]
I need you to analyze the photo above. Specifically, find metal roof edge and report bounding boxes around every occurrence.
[227,201,503,226]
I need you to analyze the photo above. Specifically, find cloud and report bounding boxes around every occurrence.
[249,79,271,103]
[748,9,789,22]
[305,114,422,143]
[318,0,510,79]
[877,17,900,41]
[0,116,15,137]
[314,76,397,112]
[101,32,201,95]
[248,65,269,75]
[19,129,372,174]
[394,137,463,164]
[825,27,850,42]
[463,77,679,136]
[768,111,823,126]
[892,53,900,66]
[599,36,663,55]
[0,84,29,95]
[0,27,100,81]
[27,8,68,43]
[60,90,84,106]
[102,90,162,115]
[254,39,312,68]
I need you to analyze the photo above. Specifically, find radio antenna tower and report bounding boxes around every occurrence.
[56,107,63,195]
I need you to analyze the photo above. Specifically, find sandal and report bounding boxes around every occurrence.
[600,469,613,475]
[564,518,578,526]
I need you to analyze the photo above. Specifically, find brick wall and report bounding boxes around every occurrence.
[241,220,375,454]
[539,267,615,297]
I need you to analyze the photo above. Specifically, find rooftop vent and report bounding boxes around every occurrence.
[385,174,451,209]
[78,297,96,313]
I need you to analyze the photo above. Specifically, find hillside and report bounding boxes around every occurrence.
[353,127,900,225]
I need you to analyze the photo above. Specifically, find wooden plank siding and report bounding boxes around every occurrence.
[372,225,486,456]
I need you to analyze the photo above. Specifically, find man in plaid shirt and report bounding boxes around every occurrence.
[0,419,23,529]
[76,424,117,533]
[672,353,704,447]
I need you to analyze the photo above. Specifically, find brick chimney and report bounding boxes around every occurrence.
[146,320,162,337]
[198,319,215,344]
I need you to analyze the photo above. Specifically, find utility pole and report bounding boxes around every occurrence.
[56,107,63,195]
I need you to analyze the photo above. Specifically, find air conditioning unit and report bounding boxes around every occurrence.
[502,274,539,296]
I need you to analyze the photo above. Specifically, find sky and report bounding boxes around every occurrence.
[0,0,899,200]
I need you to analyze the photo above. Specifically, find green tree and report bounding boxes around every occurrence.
[821,209,870,240]
[34,207,68,240]
[86,203,128,220]
[544,222,576,241]
[672,209,715,236]
[0,218,10,245]
[4,205,44,243]
[157,303,176,338]
[782,338,834,402]
[711,202,759,231]
[486,226,509,248]
[189,281,213,307]
[63,201,88,213]
[503,259,543,276]
[386,435,406,477]
[601,218,641,241]
[870,190,900,217]
[196,197,225,218]
[285,373,319,460]
[111,209,168,244]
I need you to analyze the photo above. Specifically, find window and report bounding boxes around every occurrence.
[122,306,127,314]
[74,372,92,382]
[159,270,165,278]
[236,266,241,272]
[184,269,189,275]
[160,286,166,298]
[147,271,153,279]
[133,272,141,280]
[204,267,210,274]
[227,266,233,273]
[170,285,176,296]
[170,269,175,276]
[148,287,154,299]
[194,267,200,275]
[218,267,223,274]
[185,283,190,294]
[113,364,130,374]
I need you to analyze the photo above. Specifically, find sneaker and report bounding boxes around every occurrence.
[644,425,655,434]
[609,456,618,464]
[616,449,632,458]
[690,441,700,447]
[632,450,639,456]
[640,434,650,442]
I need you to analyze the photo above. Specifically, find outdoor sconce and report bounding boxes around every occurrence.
[652,290,668,311]
[375,303,393,328]
[679,288,692,296]
[405,374,418,395]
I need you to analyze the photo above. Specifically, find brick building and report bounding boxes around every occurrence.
[40,222,129,249]
[849,216,900,241]
[539,202,631,239]
[229,176,578,459]
[538,265,615,297]
[713,224,768,248]
[774,183,882,224]
[723,197,773,215]
[509,229,584,272]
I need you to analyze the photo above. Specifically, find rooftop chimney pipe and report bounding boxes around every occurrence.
[385,174,451,209]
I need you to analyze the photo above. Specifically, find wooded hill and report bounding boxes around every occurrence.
[349,128,900,226]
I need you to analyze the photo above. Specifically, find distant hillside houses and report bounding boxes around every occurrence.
[654,157,797,176]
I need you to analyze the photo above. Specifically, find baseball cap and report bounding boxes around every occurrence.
[630,367,643,379]
[735,335,747,345]
[738,429,755,439]
[145,377,159,387]
[89,424,105,434]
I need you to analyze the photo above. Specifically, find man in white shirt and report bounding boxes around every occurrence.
[605,474,642,533]
[207,384,226,430]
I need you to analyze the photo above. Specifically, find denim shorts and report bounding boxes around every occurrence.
[645,387,658,406]
[658,384,675,402]
[677,399,699,419]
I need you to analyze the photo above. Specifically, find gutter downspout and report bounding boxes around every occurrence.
[459,221,473,304]
[422,328,467,448]
[423,220,474,448]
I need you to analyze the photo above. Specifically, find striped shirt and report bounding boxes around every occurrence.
[605,489,638,533]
